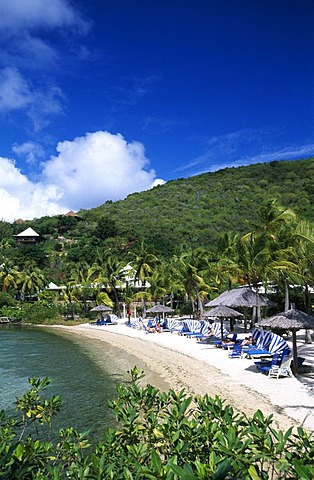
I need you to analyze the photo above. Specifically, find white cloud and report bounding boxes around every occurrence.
[12,141,45,165]
[151,179,165,188]
[0,67,33,111]
[0,156,63,221]
[0,67,64,130]
[175,127,314,177]
[42,131,160,210]
[0,0,89,130]
[0,0,89,33]
[0,131,164,222]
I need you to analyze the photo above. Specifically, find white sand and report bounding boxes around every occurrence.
[52,322,314,432]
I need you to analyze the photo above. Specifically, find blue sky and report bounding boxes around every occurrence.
[0,0,313,221]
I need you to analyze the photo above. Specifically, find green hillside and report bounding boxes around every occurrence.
[1,157,314,321]
[80,157,314,256]
[3,157,313,261]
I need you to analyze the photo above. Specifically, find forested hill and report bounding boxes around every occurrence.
[5,157,314,263]
[80,158,314,255]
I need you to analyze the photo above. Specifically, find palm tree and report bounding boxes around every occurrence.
[59,281,81,320]
[215,257,240,293]
[290,220,314,343]
[245,199,296,239]
[237,200,299,319]
[68,261,91,315]
[236,233,269,287]
[152,258,187,309]
[129,241,160,318]
[149,265,168,304]
[20,262,46,301]
[0,261,22,294]
[88,250,127,317]
[178,248,212,318]
[215,232,241,290]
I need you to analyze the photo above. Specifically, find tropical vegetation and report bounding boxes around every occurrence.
[1,369,313,479]
[1,158,314,322]
[1,159,314,478]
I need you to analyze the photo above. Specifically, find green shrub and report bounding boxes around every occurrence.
[0,369,313,479]
[21,303,60,324]
[0,306,23,321]
[0,291,17,308]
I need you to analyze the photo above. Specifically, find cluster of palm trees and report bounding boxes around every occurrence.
[64,201,314,318]
[1,200,314,319]
[0,260,46,301]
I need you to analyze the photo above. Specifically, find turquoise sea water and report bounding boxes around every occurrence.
[0,324,137,443]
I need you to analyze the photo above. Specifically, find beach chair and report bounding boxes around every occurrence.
[268,355,293,378]
[102,314,118,325]
[144,318,157,333]
[184,320,210,338]
[228,343,243,359]
[291,357,306,371]
[179,319,202,336]
[214,333,238,348]
[241,330,274,358]
[192,321,212,340]
[244,332,290,359]
[252,327,263,345]
[128,318,143,329]
[165,318,184,334]
[198,321,229,342]
[254,353,282,374]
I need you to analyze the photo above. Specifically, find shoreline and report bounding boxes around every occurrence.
[49,322,314,432]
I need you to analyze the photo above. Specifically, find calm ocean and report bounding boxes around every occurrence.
[0,324,140,443]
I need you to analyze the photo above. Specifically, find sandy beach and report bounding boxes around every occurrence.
[52,321,314,433]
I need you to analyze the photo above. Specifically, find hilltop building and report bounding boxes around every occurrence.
[13,227,40,244]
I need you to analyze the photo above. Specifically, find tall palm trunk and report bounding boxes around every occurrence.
[112,286,121,317]
[284,278,290,311]
[141,296,146,318]
[197,291,203,319]
[303,284,313,343]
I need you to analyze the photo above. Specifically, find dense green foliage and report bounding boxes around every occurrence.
[1,160,314,478]
[1,157,314,322]
[82,157,314,256]
[1,369,313,479]
[3,157,314,258]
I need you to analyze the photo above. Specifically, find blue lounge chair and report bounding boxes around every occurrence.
[241,330,273,358]
[291,357,306,371]
[244,332,290,359]
[214,333,238,348]
[254,353,282,374]
[228,343,243,359]
[179,319,202,336]
[144,318,157,333]
[193,323,212,340]
[197,321,229,342]
[128,318,143,329]
[184,320,210,338]
[252,327,263,345]
[165,318,184,333]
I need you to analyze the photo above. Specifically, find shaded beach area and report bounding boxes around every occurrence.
[50,322,314,433]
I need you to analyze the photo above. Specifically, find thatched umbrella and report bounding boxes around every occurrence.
[204,305,243,340]
[206,286,271,308]
[146,303,173,319]
[258,308,314,375]
[90,304,112,313]
[206,286,273,329]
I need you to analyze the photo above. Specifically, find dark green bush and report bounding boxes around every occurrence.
[0,291,17,308]
[0,369,313,479]
[21,303,60,324]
